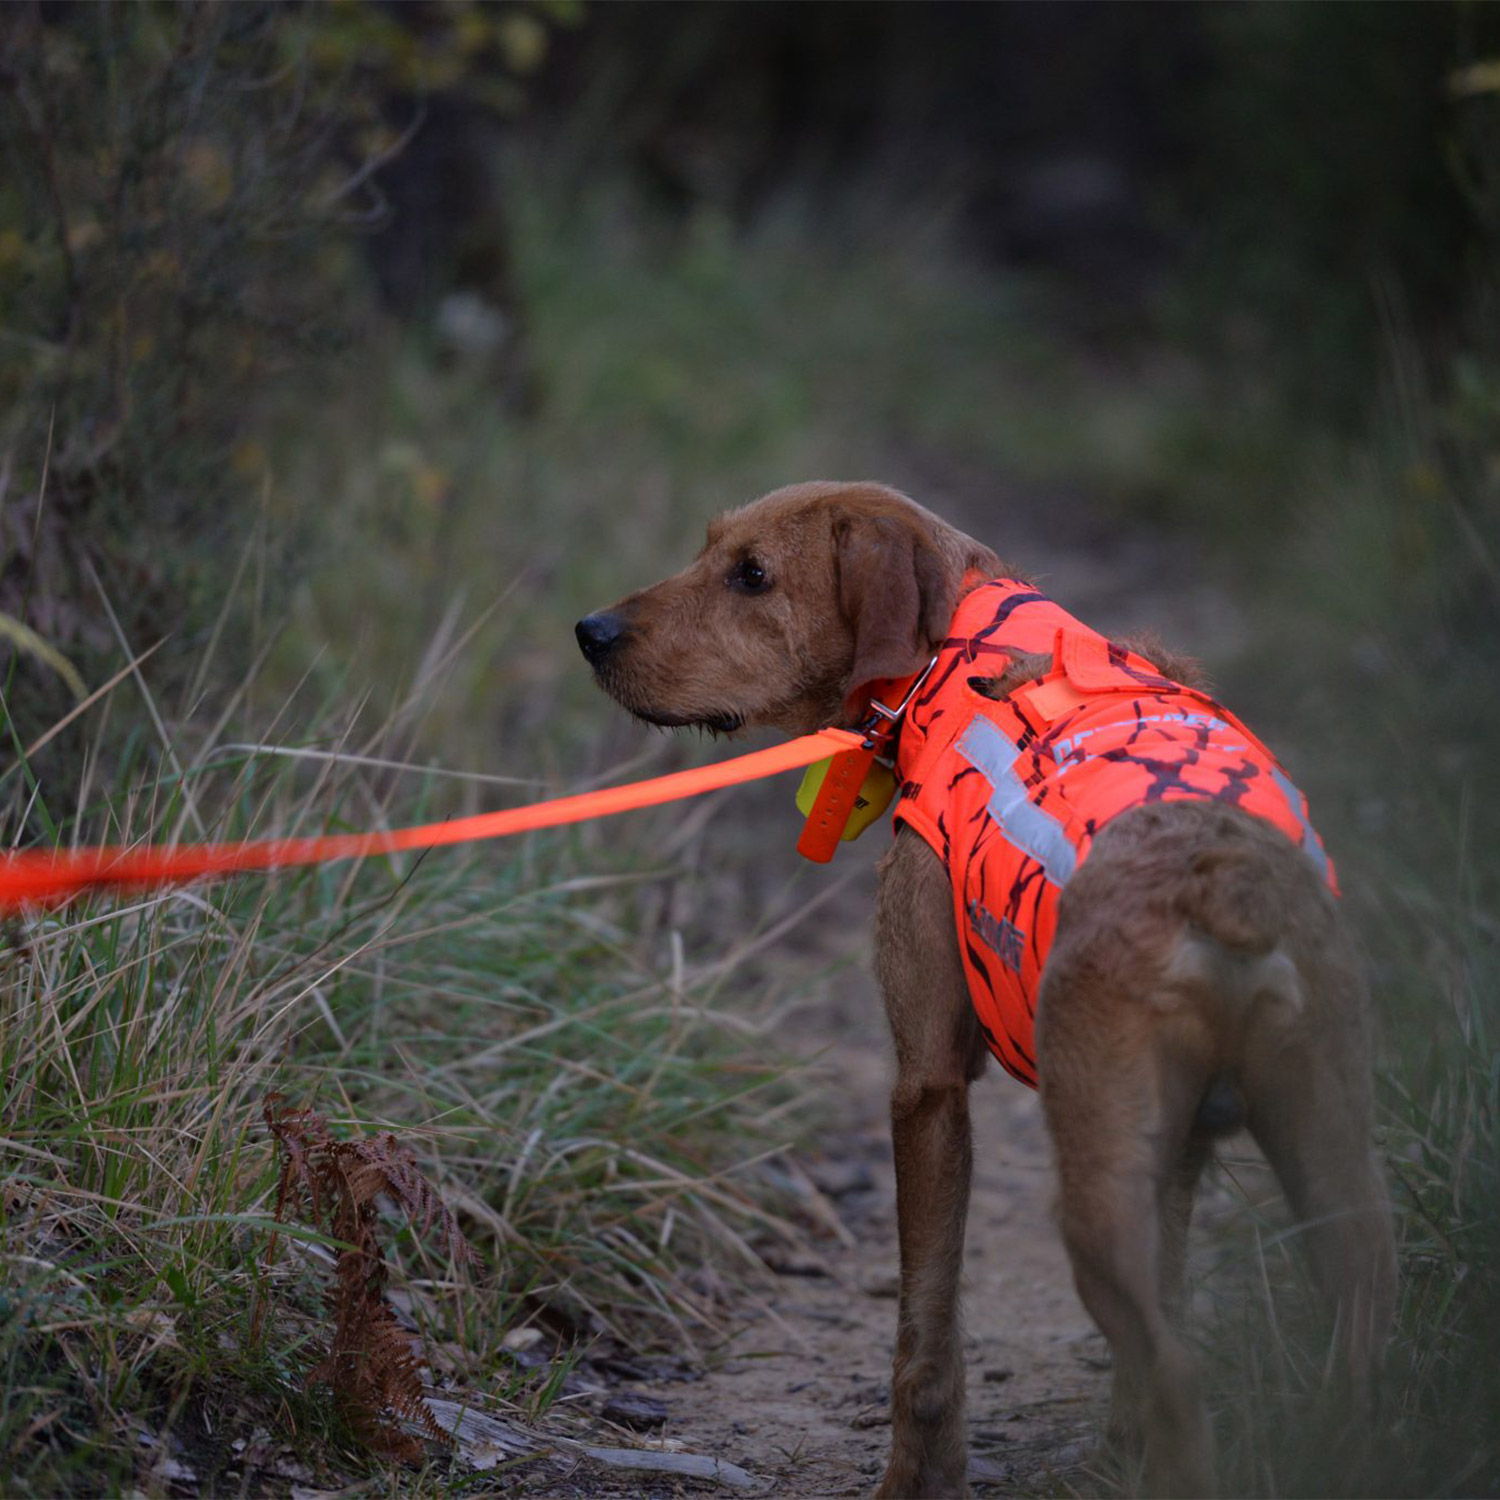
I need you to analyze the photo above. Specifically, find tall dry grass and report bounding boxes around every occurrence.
[0,571,822,1492]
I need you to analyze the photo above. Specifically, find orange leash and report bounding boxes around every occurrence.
[0,728,865,911]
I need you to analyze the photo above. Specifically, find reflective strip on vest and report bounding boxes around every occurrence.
[954,715,1077,887]
[1270,766,1331,884]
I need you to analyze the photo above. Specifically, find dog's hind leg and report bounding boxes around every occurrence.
[1105,1128,1212,1463]
[1038,955,1217,1498]
[1241,953,1396,1415]
[1157,1131,1213,1330]
[873,831,989,1500]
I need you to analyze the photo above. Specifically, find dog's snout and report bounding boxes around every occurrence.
[575,611,629,665]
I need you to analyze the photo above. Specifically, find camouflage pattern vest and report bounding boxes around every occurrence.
[891,578,1336,1088]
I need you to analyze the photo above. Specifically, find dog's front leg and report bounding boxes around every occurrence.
[874,833,985,1500]
[880,1062,974,1499]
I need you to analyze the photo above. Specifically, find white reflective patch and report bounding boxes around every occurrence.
[955,716,1077,886]
[1270,767,1331,882]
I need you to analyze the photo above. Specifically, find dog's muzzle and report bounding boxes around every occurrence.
[575,611,630,666]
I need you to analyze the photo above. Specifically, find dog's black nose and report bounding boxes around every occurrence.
[575,612,628,665]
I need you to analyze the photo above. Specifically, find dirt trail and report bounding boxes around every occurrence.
[634,998,1112,1498]
[594,477,1254,1497]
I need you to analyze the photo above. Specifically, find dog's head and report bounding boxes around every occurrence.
[577,481,999,735]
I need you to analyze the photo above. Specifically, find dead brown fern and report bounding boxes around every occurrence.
[261,1093,479,1460]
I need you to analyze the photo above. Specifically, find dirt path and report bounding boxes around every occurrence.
[635,999,1112,1498]
[583,476,1253,1497]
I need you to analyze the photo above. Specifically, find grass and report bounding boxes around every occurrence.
[0,597,825,1493]
[1163,335,1500,1496]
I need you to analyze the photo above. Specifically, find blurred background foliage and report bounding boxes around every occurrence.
[5,0,1494,847]
[2,0,1500,1492]
[2,3,1495,686]
[0,0,571,736]
[2,0,1495,723]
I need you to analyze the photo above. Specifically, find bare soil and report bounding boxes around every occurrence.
[627,996,1113,1498]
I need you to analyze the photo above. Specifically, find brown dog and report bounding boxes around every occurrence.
[577,481,1395,1497]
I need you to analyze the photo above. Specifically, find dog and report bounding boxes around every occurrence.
[576,481,1396,1497]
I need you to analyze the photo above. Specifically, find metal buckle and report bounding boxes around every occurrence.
[860,654,940,748]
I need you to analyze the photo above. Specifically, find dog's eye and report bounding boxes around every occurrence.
[728,559,771,595]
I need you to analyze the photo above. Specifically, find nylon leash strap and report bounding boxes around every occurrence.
[0,728,866,911]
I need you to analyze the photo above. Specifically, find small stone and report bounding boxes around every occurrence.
[804,1158,876,1197]
[967,1454,1015,1483]
[982,1367,1014,1384]
[760,1248,831,1277]
[601,1392,669,1431]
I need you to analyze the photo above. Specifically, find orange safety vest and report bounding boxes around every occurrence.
[891,578,1336,1089]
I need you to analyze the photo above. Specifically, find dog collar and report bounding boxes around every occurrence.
[861,656,939,743]
[795,655,937,863]
[796,567,994,863]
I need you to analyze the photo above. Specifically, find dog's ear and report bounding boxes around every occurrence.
[835,513,955,714]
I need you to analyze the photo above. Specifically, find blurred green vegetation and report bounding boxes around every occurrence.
[0,0,568,741]
[1161,4,1490,415]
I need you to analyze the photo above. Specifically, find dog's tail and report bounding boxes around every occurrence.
[1163,841,1303,1019]
[1163,843,1304,1135]
[1174,840,1293,956]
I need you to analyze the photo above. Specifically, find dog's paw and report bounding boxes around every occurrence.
[874,1460,969,1499]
